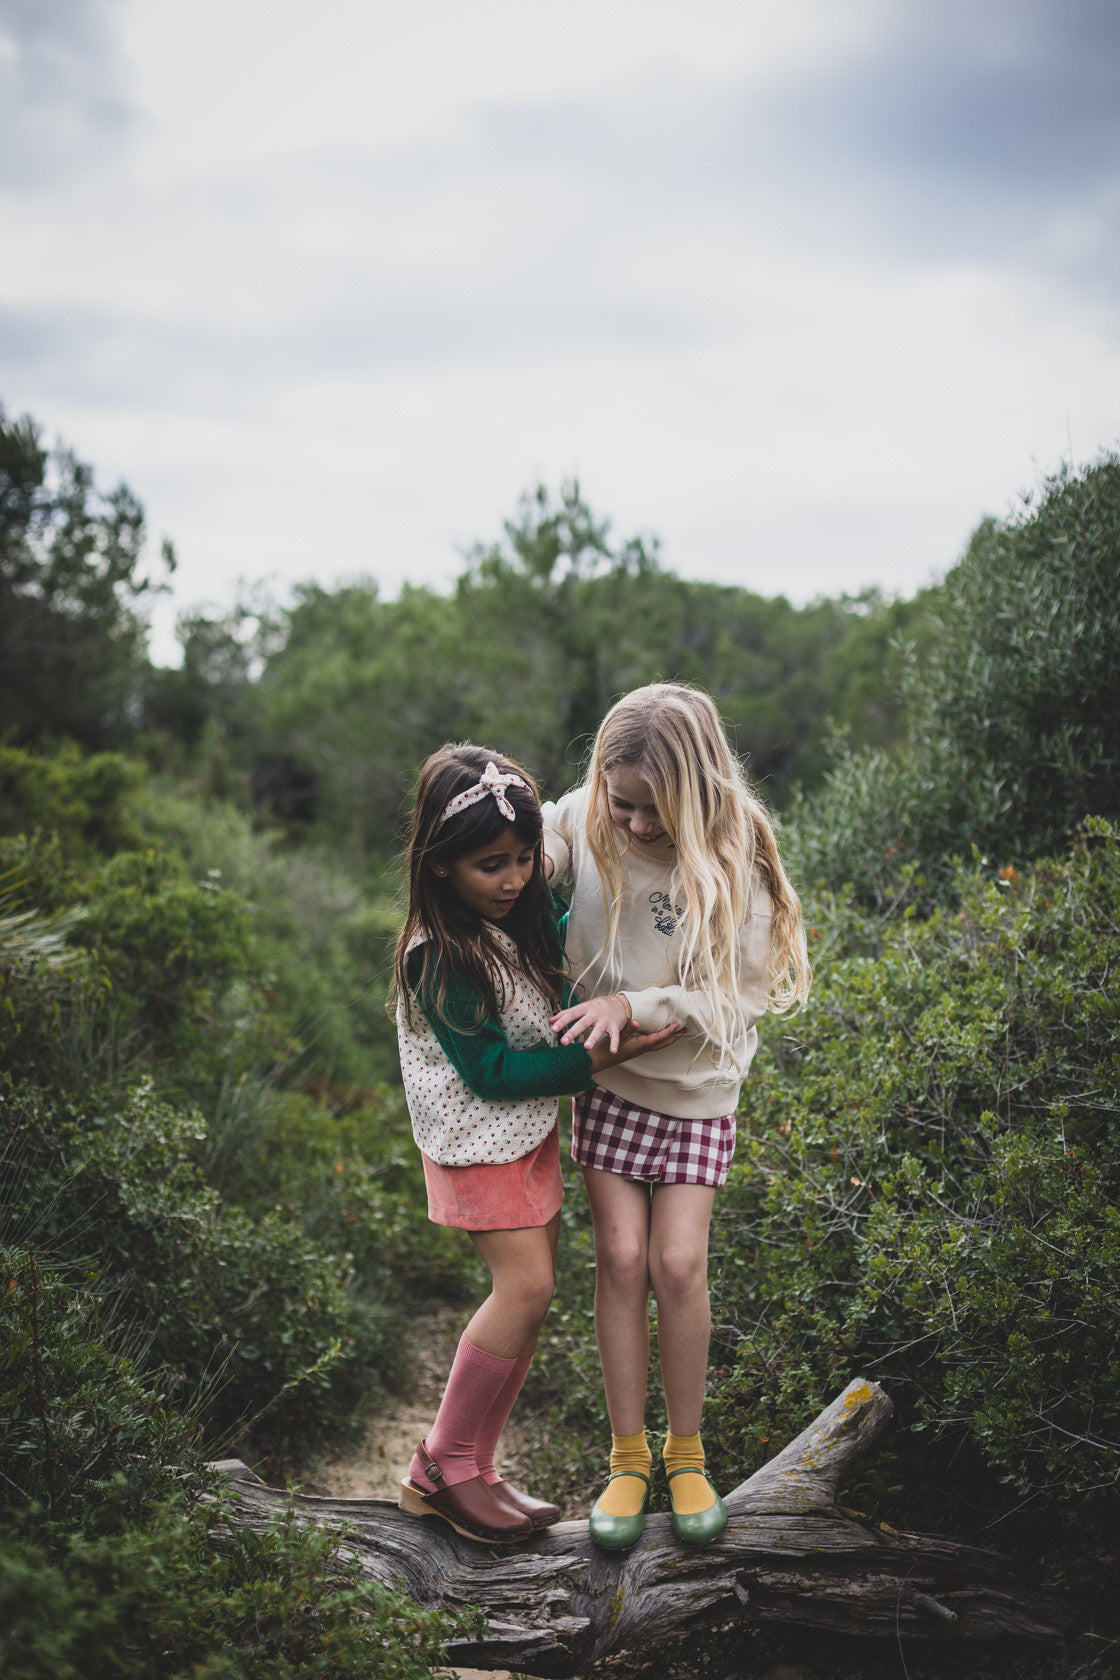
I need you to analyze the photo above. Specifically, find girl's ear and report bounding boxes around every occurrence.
[431,865,448,878]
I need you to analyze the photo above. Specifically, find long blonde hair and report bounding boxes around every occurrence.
[582,683,810,1062]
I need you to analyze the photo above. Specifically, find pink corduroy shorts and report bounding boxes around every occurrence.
[421,1122,564,1231]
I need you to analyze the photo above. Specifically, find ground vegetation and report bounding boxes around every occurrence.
[1,401,1117,1674]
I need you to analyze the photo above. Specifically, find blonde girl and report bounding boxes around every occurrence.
[393,744,683,1546]
[545,684,810,1548]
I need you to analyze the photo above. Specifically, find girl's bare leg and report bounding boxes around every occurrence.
[648,1183,717,1435]
[464,1212,560,1359]
[581,1168,653,1435]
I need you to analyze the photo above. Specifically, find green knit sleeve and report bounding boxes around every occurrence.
[405,945,592,1102]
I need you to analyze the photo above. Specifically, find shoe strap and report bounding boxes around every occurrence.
[418,1441,445,1486]
[665,1466,712,1482]
[605,1468,651,1488]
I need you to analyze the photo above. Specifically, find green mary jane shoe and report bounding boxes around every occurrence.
[588,1469,652,1550]
[666,1467,728,1545]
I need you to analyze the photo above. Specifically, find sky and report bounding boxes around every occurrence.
[1,0,1118,664]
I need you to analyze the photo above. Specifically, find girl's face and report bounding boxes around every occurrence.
[605,768,669,846]
[443,831,537,922]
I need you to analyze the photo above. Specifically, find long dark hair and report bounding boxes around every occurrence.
[394,744,566,1029]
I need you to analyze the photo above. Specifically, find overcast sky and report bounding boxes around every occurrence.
[2,0,1118,663]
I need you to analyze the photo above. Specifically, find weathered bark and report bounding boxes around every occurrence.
[207,1379,1063,1677]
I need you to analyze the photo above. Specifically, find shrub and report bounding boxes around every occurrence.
[0,742,143,855]
[703,822,1120,1593]
[207,1083,472,1308]
[789,456,1120,905]
[3,1080,369,1447]
[527,827,1120,1625]
[0,1240,481,1679]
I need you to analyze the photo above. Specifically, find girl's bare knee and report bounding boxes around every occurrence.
[529,1275,555,1322]
[515,1268,555,1326]
[596,1238,649,1296]
[650,1247,707,1306]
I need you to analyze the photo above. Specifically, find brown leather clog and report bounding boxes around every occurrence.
[492,1481,561,1530]
[397,1440,533,1543]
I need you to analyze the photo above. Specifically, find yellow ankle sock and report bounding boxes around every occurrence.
[663,1430,717,1516]
[596,1432,652,1518]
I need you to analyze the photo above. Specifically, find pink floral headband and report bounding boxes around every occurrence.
[439,761,529,826]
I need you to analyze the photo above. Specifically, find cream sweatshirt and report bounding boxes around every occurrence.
[542,787,773,1120]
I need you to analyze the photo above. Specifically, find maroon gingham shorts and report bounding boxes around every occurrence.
[571,1085,736,1187]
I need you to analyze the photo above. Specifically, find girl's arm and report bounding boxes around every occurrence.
[408,951,682,1103]
[540,794,577,883]
[552,883,774,1051]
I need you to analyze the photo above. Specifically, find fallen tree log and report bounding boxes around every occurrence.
[207,1379,1063,1676]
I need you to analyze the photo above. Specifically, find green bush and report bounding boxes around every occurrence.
[1,1509,479,1680]
[789,456,1120,905]
[528,827,1120,1622]
[0,742,143,856]
[0,1239,198,1521]
[0,1240,480,1680]
[135,781,402,1088]
[0,744,402,1097]
[3,1079,370,1446]
[704,823,1120,1580]
[207,1083,471,1307]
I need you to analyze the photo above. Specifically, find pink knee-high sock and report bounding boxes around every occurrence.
[409,1337,520,1491]
[474,1355,531,1485]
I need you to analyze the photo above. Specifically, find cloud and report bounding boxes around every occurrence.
[6,2,1116,404]
[1,0,1117,665]
[0,0,136,187]
[773,0,1120,187]
[744,0,1120,299]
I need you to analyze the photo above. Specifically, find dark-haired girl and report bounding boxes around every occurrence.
[394,745,683,1545]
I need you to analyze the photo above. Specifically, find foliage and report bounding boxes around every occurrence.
[0,1238,199,1521]
[0,741,460,1454]
[230,482,933,859]
[3,1078,368,1444]
[0,869,87,970]
[0,741,144,857]
[0,743,402,1097]
[529,831,1120,1619]
[0,1509,479,1680]
[208,1083,472,1309]
[0,405,172,749]
[789,456,1120,905]
[705,826,1120,1583]
[0,1240,480,1680]
[133,780,404,1089]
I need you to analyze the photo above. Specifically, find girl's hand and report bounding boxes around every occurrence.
[588,1019,685,1073]
[550,992,632,1054]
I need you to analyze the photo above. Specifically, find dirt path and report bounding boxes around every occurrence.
[307,1302,542,1506]
[308,1302,471,1501]
[305,1303,526,1680]
[301,1315,824,1680]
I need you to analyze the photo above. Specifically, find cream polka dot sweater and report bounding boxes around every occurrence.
[396,920,593,1167]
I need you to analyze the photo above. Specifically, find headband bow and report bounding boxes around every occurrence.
[439,761,529,826]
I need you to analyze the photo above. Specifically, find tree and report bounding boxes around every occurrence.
[0,405,173,748]
[789,456,1120,904]
[209,1381,1061,1676]
[190,479,932,858]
